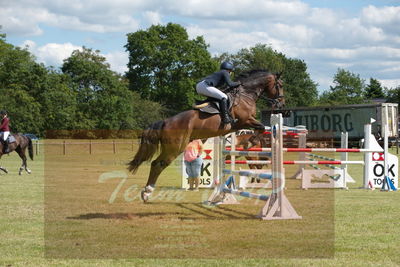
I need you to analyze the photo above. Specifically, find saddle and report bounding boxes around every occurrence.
[193,94,235,115]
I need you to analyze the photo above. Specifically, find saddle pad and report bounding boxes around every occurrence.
[7,135,16,143]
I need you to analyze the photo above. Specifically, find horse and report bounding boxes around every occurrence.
[128,70,284,202]
[0,134,33,175]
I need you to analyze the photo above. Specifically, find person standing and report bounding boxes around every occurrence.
[0,110,10,153]
[183,139,204,191]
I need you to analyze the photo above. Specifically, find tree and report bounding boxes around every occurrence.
[281,57,318,107]
[216,44,284,73]
[39,70,78,130]
[125,23,218,114]
[0,35,45,134]
[365,78,385,99]
[0,87,42,134]
[62,47,135,130]
[130,91,165,129]
[319,68,365,105]
[386,85,400,104]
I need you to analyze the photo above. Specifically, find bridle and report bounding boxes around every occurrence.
[260,77,284,108]
[228,73,284,109]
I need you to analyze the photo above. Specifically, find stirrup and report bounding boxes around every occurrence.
[221,115,237,125]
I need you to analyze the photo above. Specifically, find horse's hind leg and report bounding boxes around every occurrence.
[141,145,184,202]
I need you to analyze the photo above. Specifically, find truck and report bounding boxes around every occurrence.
[261,103,398,142]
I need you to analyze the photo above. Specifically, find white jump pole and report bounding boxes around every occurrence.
[341,132,348,188]
[363,122,373,189]
[259,113,302,220]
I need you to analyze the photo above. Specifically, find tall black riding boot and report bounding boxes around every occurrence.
[219,98,232,124]
[3,141,8,153]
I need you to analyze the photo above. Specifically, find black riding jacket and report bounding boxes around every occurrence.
[203,70,241,88]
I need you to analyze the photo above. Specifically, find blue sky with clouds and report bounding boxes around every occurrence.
[1,0,399,92]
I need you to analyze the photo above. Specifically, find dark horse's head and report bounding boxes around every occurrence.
[236,70,285,110]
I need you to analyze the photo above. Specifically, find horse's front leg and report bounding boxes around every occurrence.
[246,117,265,132]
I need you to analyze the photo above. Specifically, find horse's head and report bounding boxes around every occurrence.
[237,70,285,110]
[265,72,285,110]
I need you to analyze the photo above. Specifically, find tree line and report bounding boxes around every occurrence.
[0,23,399,137]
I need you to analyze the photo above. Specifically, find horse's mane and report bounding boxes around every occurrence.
[233,70,273,94]
[236,69,272,83]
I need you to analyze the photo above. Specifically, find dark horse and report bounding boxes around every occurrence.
[128,70,284,202]
[0,134,33,175]
[235,132,270,183]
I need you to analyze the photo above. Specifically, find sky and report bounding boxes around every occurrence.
[1,0,399,92]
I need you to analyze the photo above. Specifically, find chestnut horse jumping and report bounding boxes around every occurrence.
[128,70,284,202]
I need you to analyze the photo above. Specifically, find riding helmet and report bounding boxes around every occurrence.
[220,61,235,71]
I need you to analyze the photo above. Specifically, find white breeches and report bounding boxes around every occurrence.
[1,131,9,141]
[196,81,227,100]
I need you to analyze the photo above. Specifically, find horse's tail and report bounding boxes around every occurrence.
[27,137,34,160]
[128,120,164,174]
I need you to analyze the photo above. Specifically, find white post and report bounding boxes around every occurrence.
[384,107,389,189]
[213,137,221,186]
[391,105,396,137]
[383,124,390,188]
[260,114,301,220]
[383,123,389,190]
[340,132,348,189]
[292,133,306,179]
[231,132,236,188]
[363,123,372,189]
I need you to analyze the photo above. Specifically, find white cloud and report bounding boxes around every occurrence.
[361,5,400,40]
[380,79,400,89]
[268,23,322,47]
[0,7,45,36]
[143,11,162,26]
[307,8,339,27]
[21,40,128,74]
[104,51,129,74]
[162,0,308,20]
[187,25,277,54]
[361,5,400,26]
[1,0,146,35]
[22,41,81,67]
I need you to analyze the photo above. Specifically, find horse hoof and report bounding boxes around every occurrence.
[141,190,149,203]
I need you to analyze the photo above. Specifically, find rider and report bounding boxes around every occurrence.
[196,61,241,125]
[0,110,10,153]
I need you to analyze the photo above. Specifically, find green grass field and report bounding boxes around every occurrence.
[1,141,400,266]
